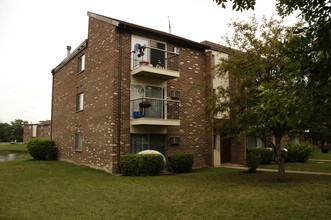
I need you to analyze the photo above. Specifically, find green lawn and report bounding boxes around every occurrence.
[310,148,331,160]
[1,160,331,220]
[0,143,27,151]
[261,160,331,173]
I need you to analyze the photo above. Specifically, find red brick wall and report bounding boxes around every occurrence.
[166,44,213,168]
[53,17,117,172]
[52,16,216,172]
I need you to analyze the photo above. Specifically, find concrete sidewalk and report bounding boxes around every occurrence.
[218,163,331,176]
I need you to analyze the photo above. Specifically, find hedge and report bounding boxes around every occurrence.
[120,154,164,176]
[255,148,274,165]
[283,142,313,163]
[27,138,58,161]
[246,148,261,172]
[168,152,194,173]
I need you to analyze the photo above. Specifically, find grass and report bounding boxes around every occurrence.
[310,148,331,160]
[260,149,331,173]
[1,160,331,220]
[261,160,331,173]
[0,143,27,151]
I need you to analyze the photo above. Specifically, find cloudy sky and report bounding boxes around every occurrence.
[0,0,298,124]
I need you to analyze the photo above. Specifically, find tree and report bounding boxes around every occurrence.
[213,0,331,152]
[212,0,331,174]
[0,123,11,142]
[10,119,28,142]
[209,16,308,180]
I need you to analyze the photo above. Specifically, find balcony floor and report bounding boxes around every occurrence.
[130,118,180,126]
[131,65,179,80]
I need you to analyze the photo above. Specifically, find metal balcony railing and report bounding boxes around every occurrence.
[131,46,179,71]
[131,98,180,120]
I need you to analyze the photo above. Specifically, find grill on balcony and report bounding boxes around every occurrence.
[131,98,179,120]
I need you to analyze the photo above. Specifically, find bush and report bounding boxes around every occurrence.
[140,154,164,176]
[255,148,275,165]
[120,154,164,176]
[27,138,58,161]
[168,152,194,173]
[246,148,261,172]
[120,154,143,176]
[283,142,314,163]
[321,145,330,154]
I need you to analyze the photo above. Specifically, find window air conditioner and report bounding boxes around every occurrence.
[170,90,181,99]
[169,137,180,145]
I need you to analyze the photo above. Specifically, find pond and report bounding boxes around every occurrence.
[0,151,29,162]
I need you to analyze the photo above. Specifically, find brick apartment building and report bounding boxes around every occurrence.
[51,12,245,173]
[23,120,52,142]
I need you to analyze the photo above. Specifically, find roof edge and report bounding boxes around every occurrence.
[87,12,210,50]
[51,39,88,74]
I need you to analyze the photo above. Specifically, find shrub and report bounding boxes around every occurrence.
[321,145,330,154]
[120,154,143,176]
[283,142,314,163]
[246,148,261,172]
[169,152,194,173]
[120,154,164,176]
[140,154,164,176]
[27,138,58,161]
[255,148,275,165]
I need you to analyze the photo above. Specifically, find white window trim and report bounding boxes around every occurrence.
[76,93,84,112]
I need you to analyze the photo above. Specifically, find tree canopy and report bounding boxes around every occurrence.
[209,16,308,179]
[0,119,28,142]
[212,0,331,176]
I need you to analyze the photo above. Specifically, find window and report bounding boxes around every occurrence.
[75,133,83,151]
[131,84,164,119]
[131,134,165,154]
[131,36,166,69]
[290,136,300,144]
[76,93,84,111]
[78,54,85,73]
[247,136,265,148]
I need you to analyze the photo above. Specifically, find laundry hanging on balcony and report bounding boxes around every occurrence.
[133,43,146,58]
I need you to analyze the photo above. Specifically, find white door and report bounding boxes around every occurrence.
[213,135,221,166]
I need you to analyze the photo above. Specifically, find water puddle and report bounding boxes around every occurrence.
[0,151,28,162]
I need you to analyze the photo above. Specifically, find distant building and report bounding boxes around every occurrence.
[23,120,51,142]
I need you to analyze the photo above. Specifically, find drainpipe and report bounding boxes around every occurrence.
[116,28,124,173]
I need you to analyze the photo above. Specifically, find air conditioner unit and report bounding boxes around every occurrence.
[170,90,181,99]
[173,47,180,54]
[169,137,180,145]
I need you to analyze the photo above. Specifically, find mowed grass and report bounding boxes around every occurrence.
[260,148,331,173]
[0,143,27,151]
[310,148,331,160]
[1,160,331,220]
[261,160,331,173]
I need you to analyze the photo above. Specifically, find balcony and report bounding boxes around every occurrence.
[130,98,180,126]
[131,46,179,80]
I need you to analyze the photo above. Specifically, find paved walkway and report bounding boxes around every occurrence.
[218,162,331,176]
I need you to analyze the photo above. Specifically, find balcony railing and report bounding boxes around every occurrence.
[131,46,179,72]
[131,98,180,120]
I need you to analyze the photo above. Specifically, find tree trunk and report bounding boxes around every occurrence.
[275,135,285,181]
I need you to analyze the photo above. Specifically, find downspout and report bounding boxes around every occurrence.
[50,70,55,140]
[116,27,124,173]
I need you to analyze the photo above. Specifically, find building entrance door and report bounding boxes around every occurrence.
[221,138,231,163]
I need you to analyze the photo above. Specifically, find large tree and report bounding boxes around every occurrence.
[209,16,308,180]
[0,123,11,142]
[10,119,28,142]
[213,0,331,151]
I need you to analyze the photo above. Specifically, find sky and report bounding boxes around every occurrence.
[0,0,298,124]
